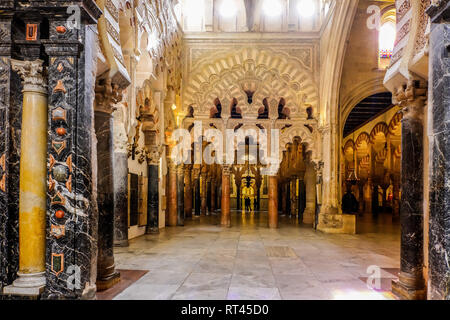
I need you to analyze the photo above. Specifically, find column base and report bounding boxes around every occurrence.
[317,211,356,234]
[3,272,46,297]
[146,227,159,234]
[391,278,426,300]
[96,271,121,292]
[114,239,129,247]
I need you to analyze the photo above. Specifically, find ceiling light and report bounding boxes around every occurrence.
[262,0,283,17]
[297,0,315,18]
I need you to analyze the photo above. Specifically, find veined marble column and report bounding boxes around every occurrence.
[201,172,207,216]
[364,178,372,214]
[426,1,450,299]
[95,80,120,291]
[184,166,193,219]
[4,60,47,296]
[177,165,185,226]
[268,175,278,228]
[112,103,129,247]
[167,159,178,226]
[391,81,426,300]
[146,148,160,234]
[221,166,231,227]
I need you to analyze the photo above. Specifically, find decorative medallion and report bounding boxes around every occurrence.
[51,253,64,276]
[57,63,64,73]
[52,140,66,155]
[50,225,65,239]
[52,107,67,121]
[55,210,65,219]
[51,192,66,206]
[56,26,67,34]
[53,80,67,94]
[26,24,38,41]
[56,127,67,136]
[53,165,68,182]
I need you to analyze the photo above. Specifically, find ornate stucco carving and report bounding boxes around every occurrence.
[183,47,318,121]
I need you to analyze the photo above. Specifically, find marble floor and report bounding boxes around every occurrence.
[113,211,400,300]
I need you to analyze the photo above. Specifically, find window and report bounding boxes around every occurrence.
[378,10,396,69]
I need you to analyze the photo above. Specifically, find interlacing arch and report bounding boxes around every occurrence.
[183,48,318,119]
[388,112,403,134]
[280,125,315,160]
[370,122,389,141]
[343,139,355,153]
[355,132,371,148]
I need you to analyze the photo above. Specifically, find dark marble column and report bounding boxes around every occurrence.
[427,1,450,300]
[281,183,287,215]
[42,7,103,299]
[0,15,19,293]
[391,80,427,300]
[95,107,120,291]
[113,151,128,247]
[146,163,159,234]
[201,172,207,216]
[177,165,184,226]
[236,182,241,210]
[184,166,192,219]
[211,179,216,212]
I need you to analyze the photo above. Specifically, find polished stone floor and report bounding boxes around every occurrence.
[113,211,400,300]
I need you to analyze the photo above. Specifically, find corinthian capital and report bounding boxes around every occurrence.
[11,59,46,94]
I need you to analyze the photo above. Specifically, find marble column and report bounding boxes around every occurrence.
[268,175,278,228]
[0,15,19,293]
[211,179,216,212]
[236,182,241,210]
[357,182,365,215]
[286,182,291,215]
[221,166,231,227]
[201,172,207,216]
[177,165,185,226]
[184,166,193,219]
[364,178,373,214]
[290,179,297,216]
[427,1,450,300]
[392,176,400,217]
[146,150,159,234]
[194,170,201,216]
[391,81,427,300]
[112,104,129,247]
[304,163,316,224]
[281,183,287,215]
[167,159,178,226]
[42,15,102,298]
[95,84,120,291]
[3,60,47,296]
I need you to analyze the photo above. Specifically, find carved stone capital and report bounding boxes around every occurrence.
[394,80,427,121]
[11,59,46,94]
[146,146,161,165]
[95,78,123,114]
